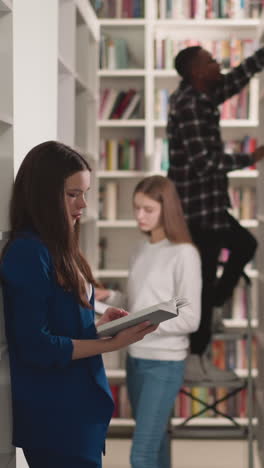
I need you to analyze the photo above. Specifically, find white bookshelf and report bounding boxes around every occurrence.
[108,415,258,431]
[0,0,13,236]
[0,2,14,467]
[94,0,263,445]
[106,367,258,383]
[13,0,98,271]
[0,2,99,467]
[256,46,264,468]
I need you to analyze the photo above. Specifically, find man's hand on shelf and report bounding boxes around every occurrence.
[252,145,264,163]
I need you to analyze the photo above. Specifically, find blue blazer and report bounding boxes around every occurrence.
[0,232,114,464]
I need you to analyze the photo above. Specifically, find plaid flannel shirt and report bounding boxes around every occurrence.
[167,47,264,230]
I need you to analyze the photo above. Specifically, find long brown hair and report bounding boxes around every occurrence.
[1,140,97,307]
[133,175,192,244]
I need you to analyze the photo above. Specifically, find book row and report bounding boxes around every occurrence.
[155,86,249,120]
[91,0,145,18]
[174,386,251,419]
[99,138,144,171]
[109,383,253,419]
[154,137,257,173]
[229,187,256,220]
[99,88,142,120]
[98,136,257,173]
[99,183,119,220]
[224,136,257,156]
[154,38,256,70]
[92,0,263,19]
[157,0,263,19]
[221,278,258,320]
[99,85,249,121]
[102,337,256,371]
[211,339,257,371]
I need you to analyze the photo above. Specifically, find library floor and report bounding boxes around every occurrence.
[103,439,261,468]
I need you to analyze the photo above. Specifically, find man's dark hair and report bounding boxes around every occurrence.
[174,46,202,80]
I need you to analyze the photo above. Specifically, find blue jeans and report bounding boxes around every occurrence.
[126,355,185,468]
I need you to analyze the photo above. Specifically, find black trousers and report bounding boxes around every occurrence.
[189,212,257,355]
[23,448,101,468]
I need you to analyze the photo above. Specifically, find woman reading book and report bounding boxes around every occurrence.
[0,141,156,468]
[95,175,202,468]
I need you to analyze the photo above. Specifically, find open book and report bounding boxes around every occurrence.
[96,297,189,337]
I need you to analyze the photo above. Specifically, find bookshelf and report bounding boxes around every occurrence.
[0,2,14,467]
[0,1,99,467]
[0,0,13,236]
[256,38,264,468]
[92,0,263,447]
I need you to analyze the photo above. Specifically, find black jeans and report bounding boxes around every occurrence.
[189,212,257,355]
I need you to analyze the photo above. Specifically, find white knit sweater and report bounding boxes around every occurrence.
[127,239,201,361]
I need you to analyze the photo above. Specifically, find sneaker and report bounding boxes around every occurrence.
[184,354,208,383]
[201,354,239,382]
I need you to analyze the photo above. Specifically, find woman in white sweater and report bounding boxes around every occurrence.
[126,175,201,468]
[96,175,201,468]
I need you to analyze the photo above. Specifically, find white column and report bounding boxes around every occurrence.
[13,0,59,174]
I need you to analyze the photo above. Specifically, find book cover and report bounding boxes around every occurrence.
[112,89,136,118]
[121,92,141,119]
[97,297,189,337]
[101,89,119,119]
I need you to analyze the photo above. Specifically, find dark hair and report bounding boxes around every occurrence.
[174,46,202,80]
[2,140,97,307]
[133,175,192,244]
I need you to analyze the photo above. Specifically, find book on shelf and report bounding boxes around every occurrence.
[173,386,251,418]
[111,89,136,118]
[100,88,119,119]
[154,86,249,121]
[99,88,142,120]
[106,37,116,69]
[221,277,258,321]
[100,36,129,69]
[110,91,127,118]
[151,136,257,173]
[91,0,145,18]
[154,138,169,171]
[228,186,256,220]
[225,136,257,160]
[220,86,249,119]
[111,384,119,416]
[107,383,252,418]
[97,296,189,337]
[99,181,118,220]
[120,92,141,119]
[154,89,169,120]
[99,88,110,118]
[154,37,256,70]
[98,237,107,269]
[101,383,133,418]
[100,138,144,170]
[119,384,132,418]
[157,0,263,19]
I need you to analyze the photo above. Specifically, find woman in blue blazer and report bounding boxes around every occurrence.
[0,141,156,468]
